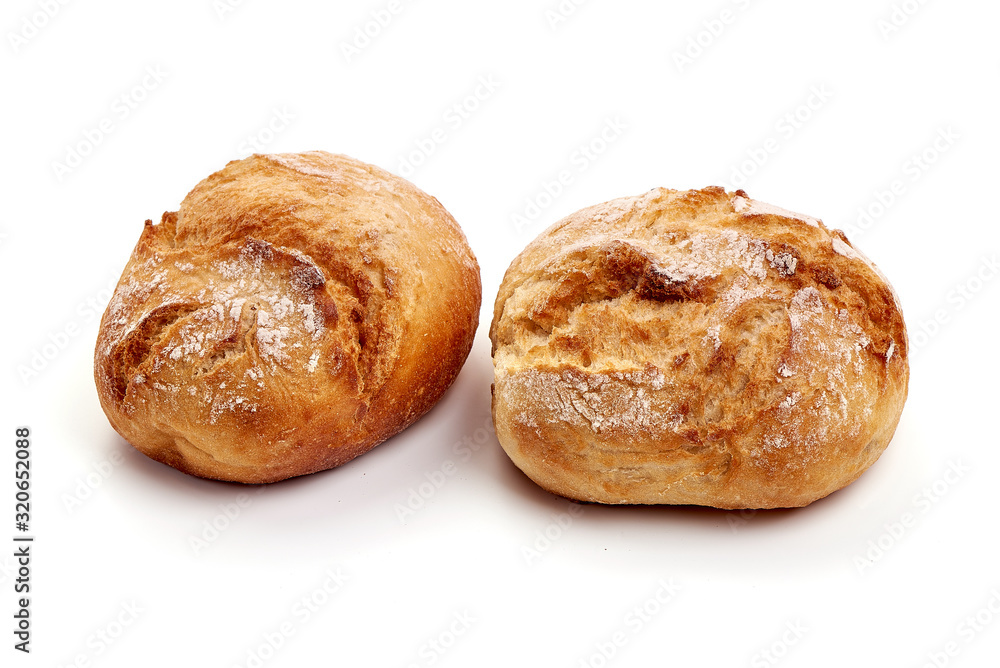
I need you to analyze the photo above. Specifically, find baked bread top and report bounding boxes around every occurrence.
[96,151,481,483]
[490,186,908,508]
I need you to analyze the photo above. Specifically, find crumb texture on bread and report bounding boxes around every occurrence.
[96,151,481,483]
[490,187,908,509]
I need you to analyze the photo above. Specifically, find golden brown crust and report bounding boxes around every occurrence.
[490,187,908,509]
[95,151,481,483]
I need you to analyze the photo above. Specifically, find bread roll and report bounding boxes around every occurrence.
[95,151,481,483]
[490,187,908,509]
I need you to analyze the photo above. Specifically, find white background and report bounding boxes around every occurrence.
[2,1,999,666]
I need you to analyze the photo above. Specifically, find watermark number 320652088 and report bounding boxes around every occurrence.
[13,427,33,653]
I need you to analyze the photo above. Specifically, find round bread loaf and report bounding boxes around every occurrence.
[95,151,481,483]
[490,187,908,509]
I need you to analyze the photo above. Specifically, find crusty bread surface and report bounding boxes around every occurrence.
[95,151,481,483]
[490,187,908,509]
